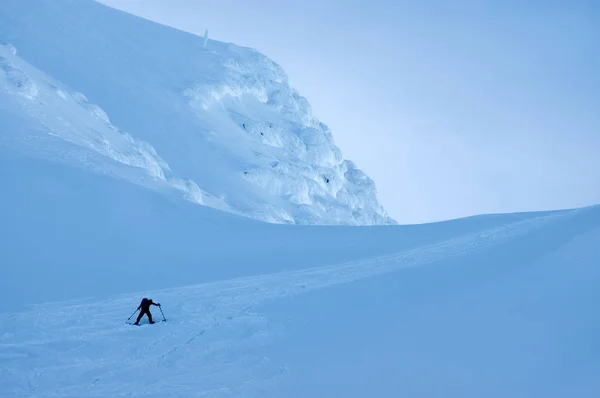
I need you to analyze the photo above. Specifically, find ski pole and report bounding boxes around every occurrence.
[127,308,139,321]
[159,305,166,321]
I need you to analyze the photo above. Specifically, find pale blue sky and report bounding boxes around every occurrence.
[101,0,599,223]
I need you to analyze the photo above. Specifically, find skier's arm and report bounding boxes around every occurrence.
[152,302,161,307]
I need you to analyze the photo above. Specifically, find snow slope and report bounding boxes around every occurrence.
[0,147,539,310]
[0,0,393,225]
[3,107,598,396]
[1,205,599,397]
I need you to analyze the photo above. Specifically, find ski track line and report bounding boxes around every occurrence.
[0,210,576,397]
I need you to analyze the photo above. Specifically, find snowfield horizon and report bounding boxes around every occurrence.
[1,1,599,397]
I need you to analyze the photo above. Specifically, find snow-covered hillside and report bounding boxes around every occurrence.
[0,0,394,225]
[2,178,599,397]
[2,129,599,397]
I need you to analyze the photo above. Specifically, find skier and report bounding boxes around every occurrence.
[133,298,161,325]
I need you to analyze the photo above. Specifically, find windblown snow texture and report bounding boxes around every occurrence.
[0,0,393,226]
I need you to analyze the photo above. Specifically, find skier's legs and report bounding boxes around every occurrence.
[148,311,154,324]
[134,310,150,325]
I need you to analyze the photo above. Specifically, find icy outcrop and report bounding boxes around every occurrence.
[184,50,394,225]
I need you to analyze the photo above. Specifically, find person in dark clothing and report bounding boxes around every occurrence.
[133,298,161,325]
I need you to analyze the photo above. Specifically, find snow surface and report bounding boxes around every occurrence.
[0,0,393,226]
[2,200,600,397]
[2,1,600,397]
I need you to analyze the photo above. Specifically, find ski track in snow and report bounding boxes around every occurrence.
[0,210,575,397]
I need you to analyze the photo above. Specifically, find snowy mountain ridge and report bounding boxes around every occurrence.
[0,0,394,225]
